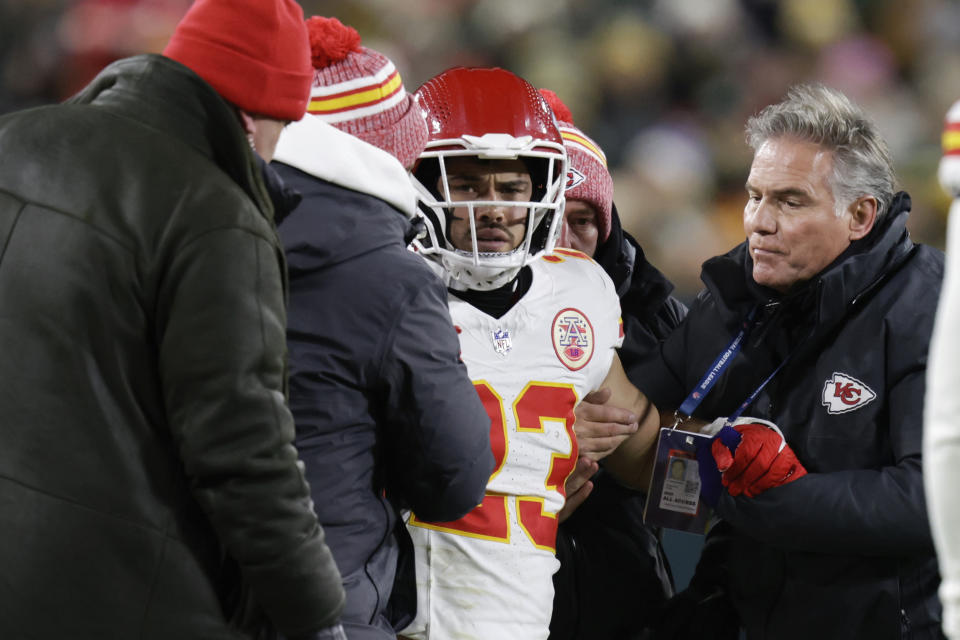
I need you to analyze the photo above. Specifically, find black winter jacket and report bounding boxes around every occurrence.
[272,118,493,640]
[629,193,945,639]
[0,55,345,638]
[551,206,687,640]
[596,205,689,364]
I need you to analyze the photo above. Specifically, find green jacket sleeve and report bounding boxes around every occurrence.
[156,225,345,636]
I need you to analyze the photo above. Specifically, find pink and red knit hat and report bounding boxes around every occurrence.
[540,89,614,243]
[163,0,313,122]
[305,17,428,170]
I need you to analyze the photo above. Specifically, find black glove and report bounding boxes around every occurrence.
[650,587,739,640]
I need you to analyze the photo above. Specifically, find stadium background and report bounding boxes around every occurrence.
[2,0,958,590]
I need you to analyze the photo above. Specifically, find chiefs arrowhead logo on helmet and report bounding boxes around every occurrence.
[821,372,877,414]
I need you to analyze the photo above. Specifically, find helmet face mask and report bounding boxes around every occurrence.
[410,68,568,291]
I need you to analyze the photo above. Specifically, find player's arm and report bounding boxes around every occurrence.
[593,352,661,490]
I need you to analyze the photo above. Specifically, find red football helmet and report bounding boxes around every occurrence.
[410,67,567,290]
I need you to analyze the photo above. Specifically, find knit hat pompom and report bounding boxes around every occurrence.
[539,89,574,126]
[307,16,362,69]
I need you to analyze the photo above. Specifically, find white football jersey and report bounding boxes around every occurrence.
[403,249,623,640]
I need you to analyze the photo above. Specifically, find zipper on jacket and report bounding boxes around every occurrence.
[900,607,911,637]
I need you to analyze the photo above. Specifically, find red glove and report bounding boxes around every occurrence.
[711,423,807,497]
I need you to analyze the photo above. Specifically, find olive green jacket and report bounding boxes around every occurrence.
[0,54,344,638]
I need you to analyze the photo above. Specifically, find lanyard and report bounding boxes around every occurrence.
[726,356,791,423]
[673,305,792,428]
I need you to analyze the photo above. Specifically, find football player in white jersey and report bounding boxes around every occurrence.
[399,66,660,640]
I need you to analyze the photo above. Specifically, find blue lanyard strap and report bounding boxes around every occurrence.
[726,355,791,423]
[677,306,758,419]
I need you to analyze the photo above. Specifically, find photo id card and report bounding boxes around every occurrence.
[643,427,714,534]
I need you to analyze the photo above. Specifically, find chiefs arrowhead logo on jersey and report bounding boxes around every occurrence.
[821,372,877,414]
[565,167,586,190]
[552,308,594,371]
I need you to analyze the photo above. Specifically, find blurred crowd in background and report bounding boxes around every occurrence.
[3,0,959,300]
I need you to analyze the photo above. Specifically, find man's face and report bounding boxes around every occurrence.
[251,117,287,163]
[670,459,685,480]
[443,157,533,253]
[744,137,860,292]
[557,200,600,257]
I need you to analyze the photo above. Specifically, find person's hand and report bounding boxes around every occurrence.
[695,418,806,505]
[573,388,638,461]
[558,456,598,523]
[710,420,807,498]
[694,421,738,507]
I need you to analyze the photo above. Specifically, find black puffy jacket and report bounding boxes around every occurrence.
[630,193,945,639]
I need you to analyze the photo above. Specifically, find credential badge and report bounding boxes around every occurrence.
[821,372,877,414]
[492,327,512,357]
[552,308,594,371]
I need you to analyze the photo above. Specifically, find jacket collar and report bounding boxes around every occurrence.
[594,203,677,311]
[255,155,302,225]
[702,191,915,334]
[67,54,272,218]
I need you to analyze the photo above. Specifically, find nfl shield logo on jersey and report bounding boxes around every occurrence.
[552,308,594,371]
[492,327,512,357]
[821,372,877,414]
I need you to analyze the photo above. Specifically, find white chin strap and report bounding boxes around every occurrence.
[442,248,526,291]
